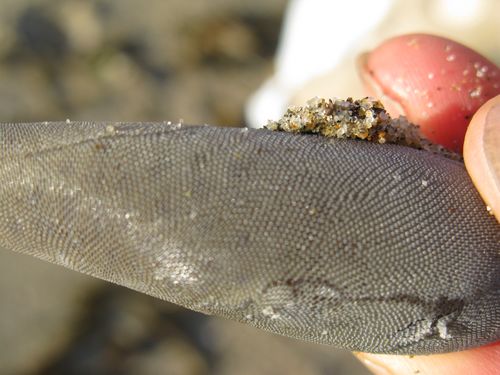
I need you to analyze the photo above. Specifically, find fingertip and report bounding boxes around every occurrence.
[356,342,500,375]
[359,34,500,153]
[464,95,500,222]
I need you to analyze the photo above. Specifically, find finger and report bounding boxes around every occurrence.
[356,342,500,375]
[464,95,500,222]
[358,33,500,153]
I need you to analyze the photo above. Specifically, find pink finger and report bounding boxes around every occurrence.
[359,33,500,153]
[356,342,500,375]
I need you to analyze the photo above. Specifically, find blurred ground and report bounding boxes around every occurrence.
[0,1,369,374]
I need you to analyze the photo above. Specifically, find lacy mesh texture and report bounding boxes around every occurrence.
[0,122,499,354]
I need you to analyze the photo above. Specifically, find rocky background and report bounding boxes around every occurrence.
[0,1,370,374]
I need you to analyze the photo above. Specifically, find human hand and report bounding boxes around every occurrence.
[355,34,500,375]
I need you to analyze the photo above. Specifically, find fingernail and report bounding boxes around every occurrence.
[465,97,500,222]
[355,353,394,375]
[483,103,500,192]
